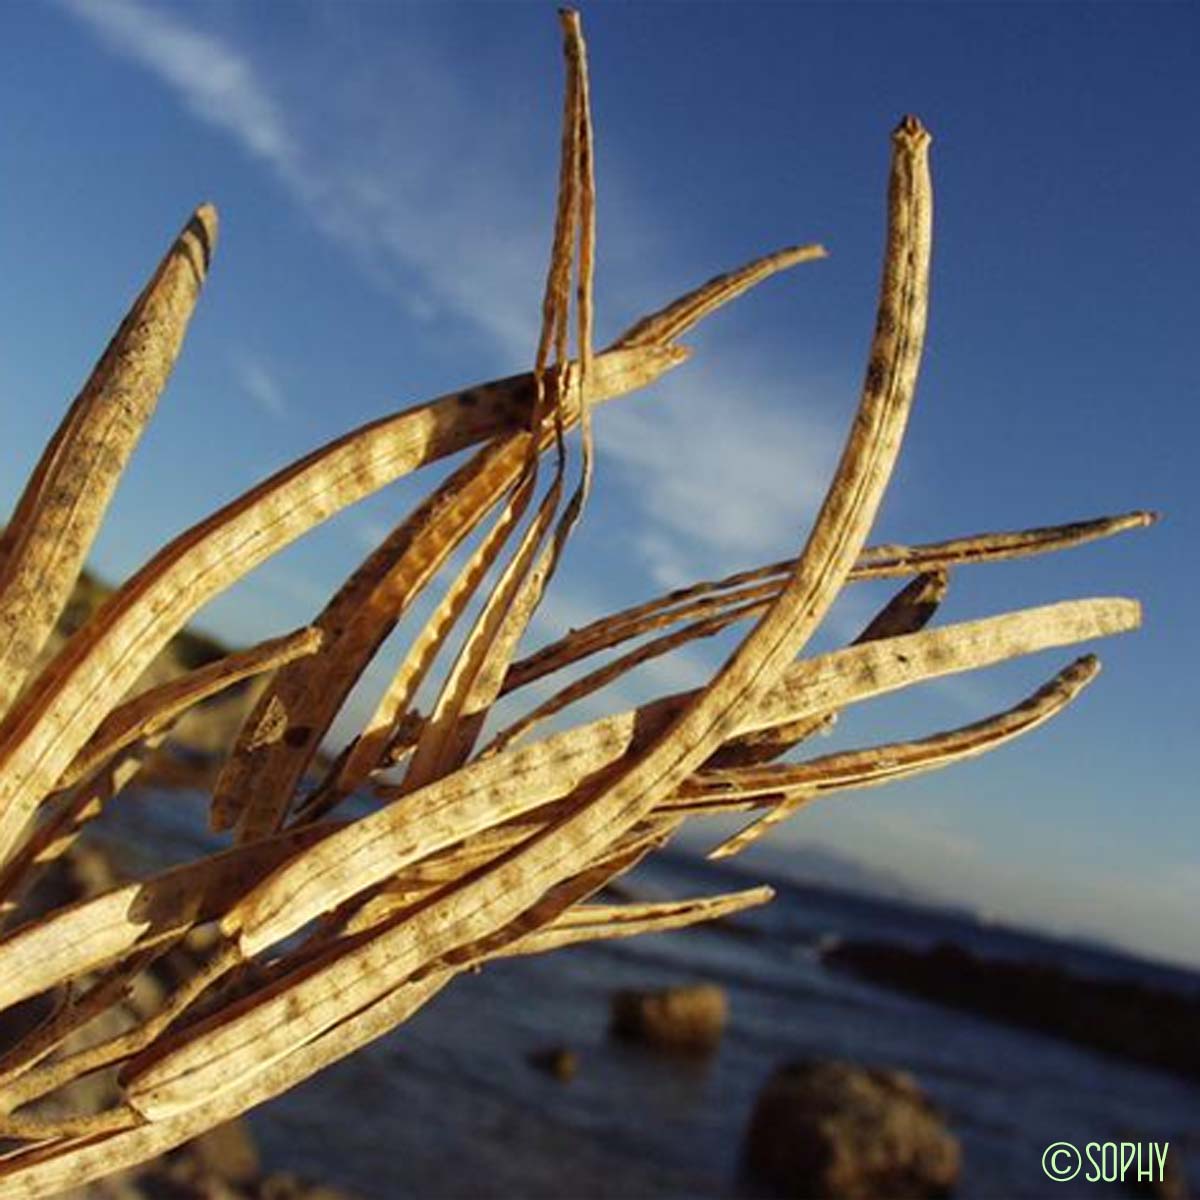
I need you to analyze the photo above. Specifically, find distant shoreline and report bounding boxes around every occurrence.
[823,937,1200,1082]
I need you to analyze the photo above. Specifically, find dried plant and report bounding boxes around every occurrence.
[0,11,1151,1196]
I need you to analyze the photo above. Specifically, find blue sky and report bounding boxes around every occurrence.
[1,2,1196,965]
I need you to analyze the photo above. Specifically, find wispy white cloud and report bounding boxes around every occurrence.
[232,355,288,419]
[60,0,546,361]
[602,362,843,582]
[59,0,297,171]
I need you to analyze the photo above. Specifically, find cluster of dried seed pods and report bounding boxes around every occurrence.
[0,11,1150,1197]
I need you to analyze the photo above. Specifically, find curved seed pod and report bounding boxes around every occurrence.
[401,10,600,792]
[465,119,930,895]
[745,598,1132,735]
[857,511,1156,575]
[499,887,775,957]
[0,207,217,721]
[701,653,1100,857]
[614,246,826,348]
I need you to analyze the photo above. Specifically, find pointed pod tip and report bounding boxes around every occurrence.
[893,114,932,147]
[663,342,693,366]
[920,567,951,598]
[193,202,219,239]
[184,203,219,273]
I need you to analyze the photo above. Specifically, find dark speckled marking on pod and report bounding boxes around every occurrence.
[864,357,887,396]
[283,726,312,748]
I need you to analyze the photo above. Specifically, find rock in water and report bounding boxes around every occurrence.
[527,1045,579,1081]
[610,983,727,1054]
[743,1059,961,1199]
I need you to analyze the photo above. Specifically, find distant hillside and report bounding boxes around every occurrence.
[740,839,936,907]
[50,560,229,675]
[5,541,261,788]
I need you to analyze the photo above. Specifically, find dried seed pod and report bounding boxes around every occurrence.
[0,207,217,721]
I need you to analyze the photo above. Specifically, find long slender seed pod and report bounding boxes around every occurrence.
[700,653,1100,856]
[0,208,217,720]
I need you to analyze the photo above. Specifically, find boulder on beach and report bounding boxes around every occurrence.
[743,1059,961,1199]
[610,983,727,1054]
[19,552,309,794]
